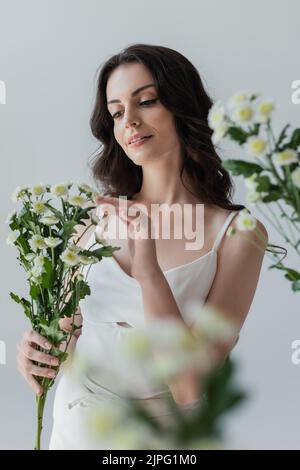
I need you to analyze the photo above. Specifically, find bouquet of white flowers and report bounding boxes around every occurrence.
[6,182,119,449]
[208,91,299,292]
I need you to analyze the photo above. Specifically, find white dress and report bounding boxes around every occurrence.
[49,210,240,449]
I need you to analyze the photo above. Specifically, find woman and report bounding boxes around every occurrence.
[16,44,268,449]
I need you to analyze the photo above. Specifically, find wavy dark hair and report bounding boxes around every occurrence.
[88,43,286,258]
[89,43,246,212]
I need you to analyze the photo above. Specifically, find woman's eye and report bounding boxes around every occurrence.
[112,99,158,119]
[140,99,158,106]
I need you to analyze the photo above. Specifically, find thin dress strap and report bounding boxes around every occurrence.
[212,211,240,252]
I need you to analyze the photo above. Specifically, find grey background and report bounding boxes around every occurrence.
[0,0,299,449]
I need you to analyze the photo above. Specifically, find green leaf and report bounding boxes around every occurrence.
[256,175,271,192]
[276,124,290,149]
[16,233,30,256]
[197,357,247,436]
[288,128,300,150]
[49,347,69,363]
[222,159,263,177]
[226,126,249,144]
[74,206,95,223]
[59,220,77,241]
[261,192,282,203]
[79,245,121,261]
[292,280,300,292]
[268,264,300,281]
[44,203,63,221]
[60,280,91,317]
[9,292,32,321]
[29,284,40,300]
[41,257,54,289]
[38,318,67,344]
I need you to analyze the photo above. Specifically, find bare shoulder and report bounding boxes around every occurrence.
[207,205,268,254]
[225,210,269,255]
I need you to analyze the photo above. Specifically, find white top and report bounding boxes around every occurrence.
[75,210,240,399]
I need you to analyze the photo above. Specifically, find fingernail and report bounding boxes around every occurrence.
[44,342,51,349]
[51,358,59,366]
[48,371,56,378]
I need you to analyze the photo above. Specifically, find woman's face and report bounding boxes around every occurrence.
[106,62,181,166]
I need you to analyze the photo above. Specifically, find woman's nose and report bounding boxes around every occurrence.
[124,109,140,127]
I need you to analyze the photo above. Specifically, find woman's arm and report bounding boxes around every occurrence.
[140,218,268,405]
[140,274,201,404]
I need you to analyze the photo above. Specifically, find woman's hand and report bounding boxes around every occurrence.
[95,195,162,284]
[16,330,59,396]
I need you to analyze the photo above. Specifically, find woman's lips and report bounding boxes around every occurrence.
[129,136,152,147]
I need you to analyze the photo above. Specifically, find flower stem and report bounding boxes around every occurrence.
[34,384,48,450]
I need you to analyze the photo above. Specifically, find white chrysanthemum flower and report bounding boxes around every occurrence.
[94,224,108,244]
[68,195,89,208]
[91,212,100,226]
[212,123,228,144]
[44,237,63,248]
[92,191,102,204]
[31,184,47,196]
[272,149,298,167]
[5,209,17,224]
[244,173,259,191]
[208,101,225,130]
[245,136,268,157]
[90,402,126,437]
[78,183,94,194]
[60,249,81,266]
[255,100,274,123]
[120,329,152,359]
[246,191,262,205]
[110,421,157,450]
[67,243,81,253]
[291,166,300,188]
[29,235,47,251]
[50,184,69,197]
[227,90,258,109]
[230,104,255,125]
[39,216,60,226]
[236,209,257,231]
[187,304,238,342]
[33,255,45,266]
[11,186,28,203]
[151,319,197,353]
[6,229,20,246]
[31,265,44,278]
[31,201,48,215]
[78,255,95,265]
[24,253,36,261]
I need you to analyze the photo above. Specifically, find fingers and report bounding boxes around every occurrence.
[24,372,44,396]
[22,329,52,350]
[17,342,59,366]
[17,329,60,396]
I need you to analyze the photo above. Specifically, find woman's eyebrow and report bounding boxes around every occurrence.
[107,83,155,105]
